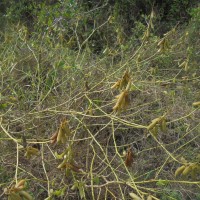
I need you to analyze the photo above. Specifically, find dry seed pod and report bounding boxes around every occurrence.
[175,165,186,177]
[147,118,160,130]
[15,180,26,189]
[111,80,121,89]
[182,165,192,176]
[125,80,132,91]
[129,192,142,200]
[157,38,165,50]
[57,128,67,143]
[120,70,130,89]
[192,101,200,107]
[113,90,129,112]
[57,119,71,144]
[111,70,130,90]
[125,148,134,167]
[19,191,33,200]
[57,160,67,169]
[50,131,58,144]
[164,38,170,49]
[160,118,167,132]
[150,125,158,138]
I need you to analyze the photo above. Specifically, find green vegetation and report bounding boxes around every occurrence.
[0,1,200,200]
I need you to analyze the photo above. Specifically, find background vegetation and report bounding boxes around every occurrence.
[0,0,200,199]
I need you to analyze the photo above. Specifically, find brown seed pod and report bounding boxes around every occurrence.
[50,131,58,144]
[125,148,134,167]
[15,180,26,189]
[113,90,129,112]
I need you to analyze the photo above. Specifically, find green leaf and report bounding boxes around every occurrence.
[93,176,100,185]
[78,182,85,199]
[156,179,169,186]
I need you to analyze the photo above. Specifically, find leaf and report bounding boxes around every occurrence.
[78,182,85,199]
[93,176,100,185]
[25,146,39,159]
[156,179,169,186]
[55,151,65,159]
